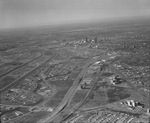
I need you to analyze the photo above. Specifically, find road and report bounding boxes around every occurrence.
[59,57,119,123]
[109,65,147,100]
[59,70,105,123]
[0,43,64,79]
[0,52,57,93]
[0,53,42,78]
[51,55,146,123]
[38,53,114,123]
[38,58,97,123]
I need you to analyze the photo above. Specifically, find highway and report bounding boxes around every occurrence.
[0,52,57,93]
[0,43,65,79]
[59,57,119,123]
[58,63,146,123]
[38,58,98,123]
[38,53,114,123]
[47,55,145,123]
[0,53,42,78]
[59,70,105,123]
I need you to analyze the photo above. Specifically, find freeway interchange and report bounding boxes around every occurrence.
[1,48,148,123]
[1,21,149,123]
[38,53,144,123]
[38,56,100,123]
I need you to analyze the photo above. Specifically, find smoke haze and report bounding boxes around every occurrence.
[0,0,150,29]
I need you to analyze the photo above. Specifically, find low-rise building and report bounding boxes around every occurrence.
[120,100,145,110]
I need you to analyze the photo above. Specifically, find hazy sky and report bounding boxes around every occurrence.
[0,0,150,29]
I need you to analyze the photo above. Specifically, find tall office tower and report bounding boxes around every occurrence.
[94,37,98,43]
[85,37,88,43]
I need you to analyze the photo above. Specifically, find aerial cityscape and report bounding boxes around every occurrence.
[0,19,150,123]
[0,0,150,123]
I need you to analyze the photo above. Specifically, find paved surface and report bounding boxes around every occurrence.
[0,53,42,78]
[38,58,97,123]
[109,65,147,101]
[0,52,57,93]
[38,54,112,123]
